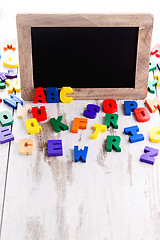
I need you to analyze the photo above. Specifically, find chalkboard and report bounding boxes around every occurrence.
[16,14,153,100]
[31,27,139,89]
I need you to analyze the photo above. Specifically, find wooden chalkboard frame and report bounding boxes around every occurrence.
[16,13,153,100]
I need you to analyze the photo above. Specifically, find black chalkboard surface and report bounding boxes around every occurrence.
[31,27,139,88]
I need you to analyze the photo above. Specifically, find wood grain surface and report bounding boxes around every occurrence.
[1,71,160,240]
[1,12,160,240]
[0,40,18,230]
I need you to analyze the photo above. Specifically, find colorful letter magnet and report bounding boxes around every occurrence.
[48,140,63,156]
[134,107,150,122]
[74,146,88,163]
[83,104,100,119]
[3,56,19,68]
[50,116,68,133]
[0,111,14,126]
[124,101,138,116]
[106,136,121,152]
[46,87,59,103]
[25,118,42,134]
[103,99,117,113]
[124,125,144,143]
[18,139,34,155]
[105,113,118,129]
[5,70,17,79]
[149,57,157,72]
[0,126,14,144]
[150,43,160,58]
[140,146,159,165]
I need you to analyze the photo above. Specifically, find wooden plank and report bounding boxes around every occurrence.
[1,92,160,239]
[16,13,153,27]
[0,89,13,225]
[1,7,160,240]
[16,13,153,100]
[0,10,20,229]
[0,52,18,228]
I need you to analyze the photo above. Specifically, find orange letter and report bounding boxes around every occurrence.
[72,118,88,133]
[145,97,160,113]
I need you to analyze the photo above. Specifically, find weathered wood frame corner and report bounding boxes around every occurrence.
[16,13,153,100]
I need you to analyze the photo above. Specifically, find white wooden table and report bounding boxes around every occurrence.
[1,12,160,240]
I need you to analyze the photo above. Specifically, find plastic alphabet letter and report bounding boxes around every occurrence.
[83,104,100,119]
[149,57,157,72]
[50,116,69,133]
[150,43,160,58]
[0,72,7,82]
[18,139,34,155]
[134,107,150,122]
[0,111,14,126]
[25,118,42,134]
[105,113,119,129]
[5,78,20,93]
[33,87,47,103]
[156,80,160,87]
[90,123,107,139]
[60,87,73,103]
[0,126,14,144]
[17,104,31,119]
[124,125,144,143]
[0,79,6,89]
[3,94,23,109]
[148,79,158,94]
[3,39,16,50]
[149,127,160,143]
[106,136,121,152]
[145,97,160,113]
[48,140,63,156]
[32,106,47,122]
[72,118,88,133]
[74,146,88,163]
[154,70,160,82]
[124,101,138,116]
[5,69,17,79]
[103,99,117,113]
[140,146,159,165]
[46,87,59,103]
[3,56,19,68]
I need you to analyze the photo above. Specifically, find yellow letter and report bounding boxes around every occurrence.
[3,56,19,68]
[154,70,160,84]
[60,87,73,103]
[25,118,42,134]
[149,127,160,143]
[5,78,20,93]
[90,123,107,139]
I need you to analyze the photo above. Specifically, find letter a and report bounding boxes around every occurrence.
[33,87,47,103]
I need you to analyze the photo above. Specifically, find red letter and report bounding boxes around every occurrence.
[32,106,47,122]
[33,87,47,103]
[103,99,117,113]
[134,107,150,122]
